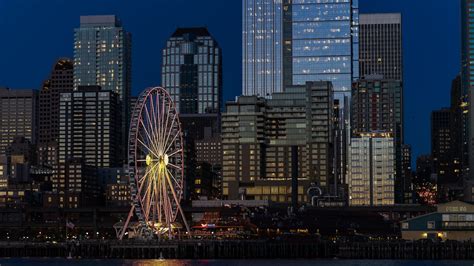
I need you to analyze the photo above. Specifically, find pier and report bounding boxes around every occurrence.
[0,240,473,260]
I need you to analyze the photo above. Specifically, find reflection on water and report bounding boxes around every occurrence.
[0,259,473,266]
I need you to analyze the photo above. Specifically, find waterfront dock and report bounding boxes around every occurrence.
[0,240,473,260]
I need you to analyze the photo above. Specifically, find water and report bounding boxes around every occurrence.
[0,259,472,266]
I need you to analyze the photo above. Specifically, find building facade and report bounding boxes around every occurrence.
[402,200,474,241]
[242,0,283,97]
[0,88,38,155]
[351,77,404,202]
[359,13,403,80]
[57,86,121,207]
[349,134,395,206]
[432,108,463,201]
[74,15,131,158]
[462,0,474,194]
[162,27,222,114]
[37,59,74,188]
[222,81,334,203]
[242,0,359,99]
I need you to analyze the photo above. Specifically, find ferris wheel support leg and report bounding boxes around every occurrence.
[119,204,135,240]
[165,171,192,238]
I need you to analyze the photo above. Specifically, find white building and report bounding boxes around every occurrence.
[349,134,395,206]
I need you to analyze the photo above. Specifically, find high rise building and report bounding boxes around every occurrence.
[162,27,222,114]
[222,81,334,203]
[349,133,395,206]
[432,108,463,201]
[351,77,404,202]
[57,86,121,207]
[74,15,131,159]
[242,0,359,99]
[401,144,413,203]
[37,59,74,186]
[462,1,474,191]
[351,77,403,138]
[359,13,403,80]
[0,88,38,155]
[39,58,74,144]
[242,0,283,97]
[450,75,466,183]
[58,86,121,168]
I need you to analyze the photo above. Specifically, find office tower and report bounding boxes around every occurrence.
[351,77,404,202]
[462,1,474,192]
[432,108,462,202]
[57,86,120,207]
[351,77,403,138]
[450,75,466,181]
[39,58,74,144]
[0,88,38,154]
[242,0,359,99]
[59,86,121,168]
[162,27,222,114]
[359,13,403,80]
[242,0,283,97]
[179,113,221,200]
[74,15,131,158]
[37,59,74,189]
[222,81,334,204]
[349,133,395,206]
[401,144,413,203]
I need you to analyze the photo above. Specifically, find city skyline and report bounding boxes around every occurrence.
[0,0,461,164]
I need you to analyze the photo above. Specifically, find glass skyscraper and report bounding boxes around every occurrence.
[242,0,283,97]
[291,0,359,102]
[162,27,222,114]
[462,0,474,189]
[243,0,358,100]
[73,15,131,158]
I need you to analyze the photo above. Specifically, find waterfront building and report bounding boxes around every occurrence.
[222,81,334,203]
[359,13,403,80]
[0,88,38,155]
[74,15,132,158]
[162,27,222,114]
[349,133,395,206]
[401,200,474,241]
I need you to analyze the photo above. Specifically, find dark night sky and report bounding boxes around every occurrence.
[0,0,461,164]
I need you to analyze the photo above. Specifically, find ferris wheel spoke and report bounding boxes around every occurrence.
[137,138,160,159]
[144,99,160,152]
[159,93,167,149]
[162,113,177,153]
[166,162,181,170]
[139,119,157,152]
[160,100,173,152]
[164,131,180,154]
[151,93,162,154]
[167,148,182,158]
[166,168,182,189]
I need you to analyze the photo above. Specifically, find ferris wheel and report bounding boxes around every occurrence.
[118,87,190,240]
